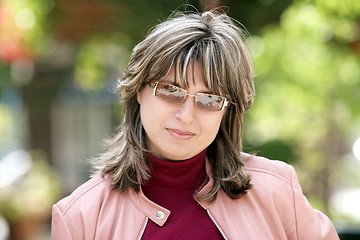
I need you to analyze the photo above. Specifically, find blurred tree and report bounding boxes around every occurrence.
[244,0,360,215]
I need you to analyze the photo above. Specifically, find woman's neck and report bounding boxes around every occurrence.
[144,149,207,190]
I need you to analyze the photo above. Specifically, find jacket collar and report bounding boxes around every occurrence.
[129,157,215,226]
[127,185,171,226]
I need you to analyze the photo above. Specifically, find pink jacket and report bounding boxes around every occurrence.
[51,154,339,239]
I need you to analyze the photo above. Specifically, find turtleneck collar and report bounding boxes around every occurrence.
[144,149,207,190]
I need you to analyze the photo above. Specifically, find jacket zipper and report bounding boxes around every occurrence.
[138,217,149,240]
[207,210,228,240]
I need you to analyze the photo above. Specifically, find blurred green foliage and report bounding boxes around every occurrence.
[0,150,60,223]
[74,34,132,92]
[245,0,360,215]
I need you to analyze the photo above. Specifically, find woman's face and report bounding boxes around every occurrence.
[137,62,226,161]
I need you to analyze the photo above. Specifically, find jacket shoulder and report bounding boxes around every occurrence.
[52,175,151,239]
[55,174,113,215]
[242,152,294,185]
[240,153,339,240]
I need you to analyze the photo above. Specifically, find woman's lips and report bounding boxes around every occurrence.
[167,128,195,140]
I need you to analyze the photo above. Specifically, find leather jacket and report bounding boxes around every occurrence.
[51,153,339,239]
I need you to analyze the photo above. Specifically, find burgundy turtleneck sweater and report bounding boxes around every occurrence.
[141,149,223,240]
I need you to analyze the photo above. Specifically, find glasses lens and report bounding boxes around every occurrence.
[155,83,186,104]
[195,93,225,111]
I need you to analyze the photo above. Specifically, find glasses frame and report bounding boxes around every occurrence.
[148,81,229,111]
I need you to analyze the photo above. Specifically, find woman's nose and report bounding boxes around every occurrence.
[175,95,196,123]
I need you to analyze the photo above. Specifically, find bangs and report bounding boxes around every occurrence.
[171,39,228,98]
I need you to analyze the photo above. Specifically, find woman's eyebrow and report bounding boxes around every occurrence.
[159,79,177,85]
[200,90,213,94]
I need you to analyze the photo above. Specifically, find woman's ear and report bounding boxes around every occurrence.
[137,87,142,104]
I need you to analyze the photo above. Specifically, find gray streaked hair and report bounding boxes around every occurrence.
[92,9,255,202]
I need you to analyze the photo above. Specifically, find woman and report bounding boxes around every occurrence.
[51,10,339,239]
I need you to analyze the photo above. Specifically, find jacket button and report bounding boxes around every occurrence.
[156,211,165,220]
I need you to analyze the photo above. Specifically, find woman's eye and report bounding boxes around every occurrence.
[165,85,179,93]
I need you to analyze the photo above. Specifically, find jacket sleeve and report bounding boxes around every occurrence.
[51,204,73,240]
[290,165,339,240]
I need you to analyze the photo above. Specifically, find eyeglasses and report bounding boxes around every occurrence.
[148,81,229,111]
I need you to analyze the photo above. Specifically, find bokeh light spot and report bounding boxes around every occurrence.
[247,36,265,58]
[15,8,36,30]
[314,22,333,42]
[339,60,360,84]
[353,138,360,161]
[298,5,319,26]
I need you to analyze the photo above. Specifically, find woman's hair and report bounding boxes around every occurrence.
[92,9,255,202]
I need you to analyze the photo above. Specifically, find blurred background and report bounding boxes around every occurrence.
[0,0,359,239]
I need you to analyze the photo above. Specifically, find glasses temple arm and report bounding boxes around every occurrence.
[221,98,229,111]
[149,82,158,96]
